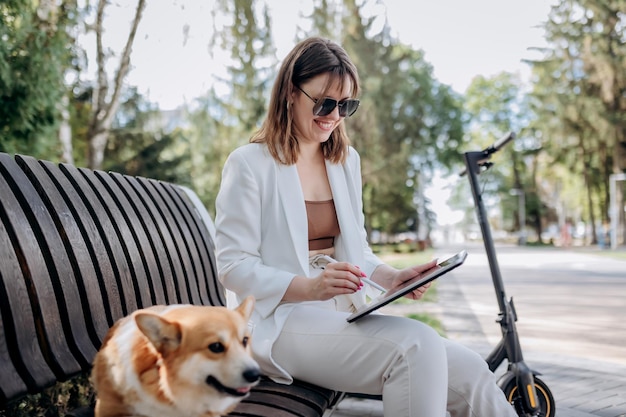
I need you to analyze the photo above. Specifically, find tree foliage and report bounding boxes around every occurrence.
[2,0,626,246]
[182,0,278,214]
[103,88,191,185]
[210,0,276,133]
[527,0,626,244]
[0,0,77,157]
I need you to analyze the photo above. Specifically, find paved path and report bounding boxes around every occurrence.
[327,244,626,417]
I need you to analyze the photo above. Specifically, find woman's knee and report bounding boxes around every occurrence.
[377,318,447,374]
[444,339,490,373]
[444,339,498,393]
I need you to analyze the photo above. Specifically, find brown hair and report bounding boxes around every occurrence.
[250,37,360,165]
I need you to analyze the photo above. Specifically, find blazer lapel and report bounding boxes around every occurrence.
[326,160,362,262]
[277,163,309,274]
[327,160,367,309]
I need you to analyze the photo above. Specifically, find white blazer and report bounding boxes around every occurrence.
[215,143,383,383]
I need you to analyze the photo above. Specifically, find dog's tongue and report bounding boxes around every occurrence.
[237,386,252,394]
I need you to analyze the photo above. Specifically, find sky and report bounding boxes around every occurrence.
[97,0,555,227]
[102,0,555,110]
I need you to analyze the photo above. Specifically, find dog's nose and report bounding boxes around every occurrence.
[243,367,261,383]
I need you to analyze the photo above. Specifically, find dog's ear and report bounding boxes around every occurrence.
[235,295,255,322]
[135,312,182,355]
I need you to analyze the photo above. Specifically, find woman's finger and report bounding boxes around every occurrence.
[411,259,438,274]
[325,263,362,288]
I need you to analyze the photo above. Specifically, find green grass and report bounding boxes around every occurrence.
[405,312,445,336]
[377,247,435,268]
[588,249,626,261]
[378,248,438,302]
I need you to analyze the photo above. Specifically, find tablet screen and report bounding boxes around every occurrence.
[346,250,468,323]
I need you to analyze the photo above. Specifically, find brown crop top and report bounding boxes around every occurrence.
[305,199,340,250]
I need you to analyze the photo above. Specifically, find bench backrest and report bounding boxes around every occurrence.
[0,152,226,405]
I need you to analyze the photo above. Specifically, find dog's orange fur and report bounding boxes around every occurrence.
[92,296,259,417]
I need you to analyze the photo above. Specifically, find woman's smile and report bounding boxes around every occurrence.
[314,119,336,132]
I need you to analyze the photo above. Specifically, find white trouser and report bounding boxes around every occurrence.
[272,302,517,417]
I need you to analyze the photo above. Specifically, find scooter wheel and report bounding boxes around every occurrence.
[501,376,555,417]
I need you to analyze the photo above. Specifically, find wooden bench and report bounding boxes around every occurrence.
[0,152,341,416]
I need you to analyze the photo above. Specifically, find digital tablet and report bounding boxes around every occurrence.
[346,250,468,323]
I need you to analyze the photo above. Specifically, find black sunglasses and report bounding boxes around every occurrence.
[296,86,360,118]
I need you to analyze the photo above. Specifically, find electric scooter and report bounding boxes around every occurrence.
[461,132,556,417]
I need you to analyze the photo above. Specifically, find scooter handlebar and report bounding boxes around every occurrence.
[486,131,515,154]
[458,131,516,177]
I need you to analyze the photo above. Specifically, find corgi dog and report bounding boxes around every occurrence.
[91,296,260,417]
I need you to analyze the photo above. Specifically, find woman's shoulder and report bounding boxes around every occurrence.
[226,143,272,164]
[230,142,268,158]
[346,145,361,166]
[225,143,279,176]
[347,145,360,159]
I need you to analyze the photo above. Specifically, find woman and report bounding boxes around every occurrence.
[215,37,516,417]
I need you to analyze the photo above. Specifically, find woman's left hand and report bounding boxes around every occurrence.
[390,259,438,300]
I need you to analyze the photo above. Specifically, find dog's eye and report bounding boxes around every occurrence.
[242,336,249,348]
[208,342,225,353]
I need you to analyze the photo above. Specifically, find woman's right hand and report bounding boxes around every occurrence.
[309,262,364,300]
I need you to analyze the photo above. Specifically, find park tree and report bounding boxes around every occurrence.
[528,0,625,244]
[0,0,77,158]
[298,0,342,40]
[184,0,277,213]
[577,0,626,175]
[82,0,147,170]
[577,0,626,244]
[185,90,226,215]
[210,0,275,133]
[463,73,546,241]
[530,52,608,244]
[342,0,465,242]
[103,87,191,185]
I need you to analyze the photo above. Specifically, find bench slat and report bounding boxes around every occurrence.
[234,378,337,415]
[18,155,108,356]
[56,162,125,325]
[169,184,226,307]
[137,178,199,304]
[108,173,170,305]
[64,165,139,315]
[88,169,155,309]
[0,219,45,400]
[144,178,208,304]
[229,377,339,417]
[16,155,98,368]
[108,172,168,304]
[114,174,181,305]
[0,154,83,377]
[153,179,212,305]
[36,159,117,337]
[229,403,321,417]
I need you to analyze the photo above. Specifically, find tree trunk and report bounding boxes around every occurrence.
[616,128,626,246]
[580,138,598,245]
[58,94,74,165]
[86,0,146,170]
[87,131,108,171]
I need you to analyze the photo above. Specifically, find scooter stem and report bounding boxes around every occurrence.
[462,136,541,414]
[463,150,509,314]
